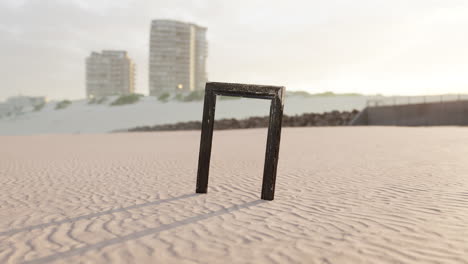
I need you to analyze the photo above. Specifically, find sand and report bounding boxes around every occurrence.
[1,127,468,263]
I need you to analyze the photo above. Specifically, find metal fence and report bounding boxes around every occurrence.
[366,94,468,107]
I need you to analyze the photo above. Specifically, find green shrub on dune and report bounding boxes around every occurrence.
[157,92,170,102]
[55,100,71,110]
[174,93,184,101]
[97,97,107,104]
[110,94,143,106]
[34,102,46,111]
[181,90,204,102]
[88,96,108,105]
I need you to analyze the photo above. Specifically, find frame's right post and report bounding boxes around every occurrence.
[261,91,284,200]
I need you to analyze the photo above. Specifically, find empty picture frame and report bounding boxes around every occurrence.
[196,82,285,200]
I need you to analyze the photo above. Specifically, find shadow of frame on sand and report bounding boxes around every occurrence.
[0,193,198,237]
[22,199,266,264]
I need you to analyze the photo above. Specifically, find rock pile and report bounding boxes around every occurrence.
[127,110,359,132]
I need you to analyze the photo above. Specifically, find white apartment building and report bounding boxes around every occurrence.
[149,20,207,95]
[86,50,135,98]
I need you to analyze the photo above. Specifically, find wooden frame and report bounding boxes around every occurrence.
[196,82,285,200]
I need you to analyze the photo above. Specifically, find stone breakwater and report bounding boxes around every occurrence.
[127,110,360,132]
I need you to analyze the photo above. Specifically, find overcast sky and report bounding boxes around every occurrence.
[1,0,468,100]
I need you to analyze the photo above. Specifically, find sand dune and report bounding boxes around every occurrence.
[1,127,468,263]
[0,96,368,135]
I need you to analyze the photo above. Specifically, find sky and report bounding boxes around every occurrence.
[1,0,468,101]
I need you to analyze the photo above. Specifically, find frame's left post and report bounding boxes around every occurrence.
[196,85,217,193]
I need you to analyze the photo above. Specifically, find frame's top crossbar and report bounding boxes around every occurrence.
[207,82,285,100]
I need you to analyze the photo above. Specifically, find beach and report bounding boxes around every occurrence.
[1,127,468,263]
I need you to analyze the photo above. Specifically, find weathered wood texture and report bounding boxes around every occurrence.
[196,82,285,200]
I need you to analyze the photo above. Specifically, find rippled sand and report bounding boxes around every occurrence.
[1,127,468,263]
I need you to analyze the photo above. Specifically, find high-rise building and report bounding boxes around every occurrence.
[86,50,135,98]
[149,20,207,95]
